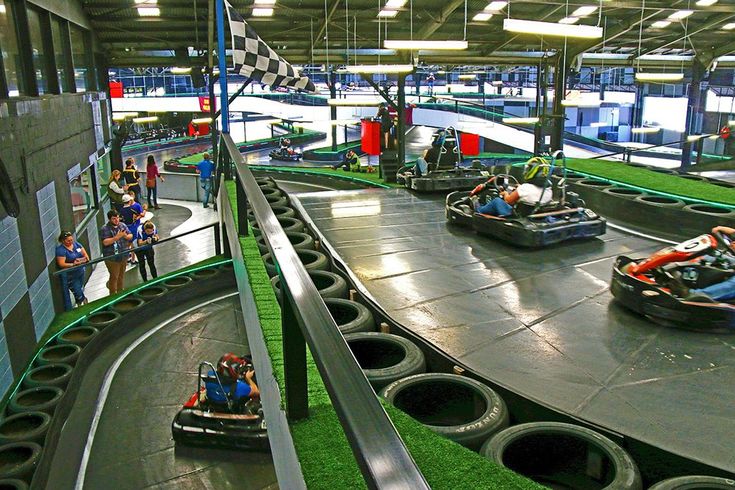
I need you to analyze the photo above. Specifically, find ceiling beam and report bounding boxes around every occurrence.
[415,0,465,39]
[637,12,735,57]
[314,0,342,48]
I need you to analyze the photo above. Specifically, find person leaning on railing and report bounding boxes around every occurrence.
[100,209,133,296]
[55,231,89,311]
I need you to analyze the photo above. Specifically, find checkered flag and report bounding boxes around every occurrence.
[225,2,315,93]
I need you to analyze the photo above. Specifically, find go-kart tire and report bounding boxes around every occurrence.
[256,177,276,188]
[634,195,684,208]
[0,442,42,482]
[0,479,29,489]
[111,296,145,315]
[576,179,612,190]
[344,332,426,390]
[260,187,282,198]
[271,269,348,302]
[266,194,288,208]
[324,298,374,334]
[380,373,508,449]
[136,285,168,301]
[56,326,99,348]
[480,422,642,490]
[648,476,735,489]
[190,268,220,280]
[35,344,81,367]
[682,204,735,218]
[162,275,193,289]
[252,217,304,236]
[257,231,314,255]
[263,249,328,278]
[247,205,296,222]
[602,188,645,199]
[22,363,73,390]
[8,387,64,415]
[85,310,121,330]
[0,412,51,445]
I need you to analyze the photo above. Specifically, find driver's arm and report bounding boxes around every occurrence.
[713,226,735,236]
[245,369,260,398]
[503,189,520,205]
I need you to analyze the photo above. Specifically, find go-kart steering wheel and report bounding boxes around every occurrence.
[492,173,519,193]
[713,231,733,251]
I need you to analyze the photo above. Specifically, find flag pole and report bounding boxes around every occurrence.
[216,0,230,134]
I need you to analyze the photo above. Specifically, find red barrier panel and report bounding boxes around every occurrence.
[459,132,480,156]
[361,119,381,156]
[109,81,123,98]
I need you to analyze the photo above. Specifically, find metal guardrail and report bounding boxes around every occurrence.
[220,133,429,489]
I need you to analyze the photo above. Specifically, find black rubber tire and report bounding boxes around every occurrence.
[682,204,735,218]
[648,476,735,489]
[263,249,329,278]
[111,296,145,315]
[22,363,73,390]
[85,310,121,330]
[162,275,193,288]
[344,332,426,390]
[248,205,296,223]
[252,216,304,235]
[260,186,282,198]
[380,373,509,449]
[634,195,684,207]
[8,387,64,415]
[602,188,645,199]
[256,177,276,188]
[271,269,348,302]
[0,412,51,445]
[221,262,234,272]
[576,179,612,190]
[56,326,99,348]
[190,268,220,280]
[257,231,314,255]
[0,478,29,489]
[136,285,168,301]
[481,422,642,490]
[0,442,42,481]
[324,298,374,334]
[266,194,288,208]
[35,344,81,367]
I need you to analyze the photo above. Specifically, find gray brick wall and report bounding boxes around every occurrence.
[0,217,27,317]
[36,181,61,265]
[0,320,11,394]
[28,271,54,342]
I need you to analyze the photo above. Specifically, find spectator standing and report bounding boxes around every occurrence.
[377,104,392,150]
[120,194,143,264]
[107,169,127,212]
[123,158,142,203]
[100,209,132,295]
[145,155,164,210]
[196,152,216,208]
[426,73,436,96]
[135,221,159,282]
[55,231,89,311]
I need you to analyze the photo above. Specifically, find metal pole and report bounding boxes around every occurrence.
[282,285,308,420]
[216,0,230,133]
[397,73,406,167]
[236,176,249,236]
[330,71,338,151]
[551,56,569,152]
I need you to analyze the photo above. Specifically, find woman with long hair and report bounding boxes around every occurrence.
[107,169,127,212]
[145,155,165,209]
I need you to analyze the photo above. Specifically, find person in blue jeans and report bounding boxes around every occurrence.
[196,152,215,208]
[673,225,735,302]
[135,221,159,281]
[55,231,89,311]
[473,158,552,217]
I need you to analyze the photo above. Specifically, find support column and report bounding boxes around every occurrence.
[550,56,569,152]
[397,73,406,167]
[631,83,647,142]
[534,62,547,155]
[681,60,708,171]
[329,71,337,151]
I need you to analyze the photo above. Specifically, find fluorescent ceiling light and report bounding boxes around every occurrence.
[729,120,735,126]
[723,23,735,30]
[345,64,413,74]
[709,135,720,140]
[137,7,160,16]
[503,117,539,124]
[485,1,507,11]
[687,134,704,142]
[590,122,607,127]
[134,0,157,3]
[327,99,382,106]
[473,13,493,21]
[377,9,399,17]
[561,99,601,107]
[503,18,603,38]
[254,0,276,4]
[171,67,191,74]
[490,80,503,86]
[436,70,446,74]
[385,0,407,7]
[191,117,213,124]
[668,10,694,20]
[383,40,468,50]
[0,5,5,13]
[651,21,671,28]
[696,0,717,5]
[572,5,597,17]
[635,72,684,81]
[559,17,580,25]
[132,116,159,123]
[252,8,273,16]
[631,127,660,134]
[458,74,476,80]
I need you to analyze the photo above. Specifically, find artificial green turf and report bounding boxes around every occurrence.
[226,180,544,489]
[566,158,735,207]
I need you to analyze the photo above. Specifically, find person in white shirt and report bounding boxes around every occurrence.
[472,158,552,217]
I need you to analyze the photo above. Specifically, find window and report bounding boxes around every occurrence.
[70,164,97,228]
[51,16,69,92]
[0,0,20,96]
[26,7,47,94]
[70,24,87,92]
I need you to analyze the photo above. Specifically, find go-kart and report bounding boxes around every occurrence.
[269,148,303,161]
[446,153,606,247]
[171,357,269,451]
[611,232,735,332]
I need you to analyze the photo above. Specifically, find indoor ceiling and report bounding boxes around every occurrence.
[82,0,735,69]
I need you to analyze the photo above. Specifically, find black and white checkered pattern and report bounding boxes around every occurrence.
[225,2,315,93]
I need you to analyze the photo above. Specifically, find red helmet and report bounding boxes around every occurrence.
[217,353,249,380]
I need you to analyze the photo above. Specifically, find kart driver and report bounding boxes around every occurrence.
[279,138,292,157]
[671,225,735,302]
[471,157,552,217]
[205,353,260,404]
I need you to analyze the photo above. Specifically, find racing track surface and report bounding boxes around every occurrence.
[45,291,277,489]
[295,187,735,474]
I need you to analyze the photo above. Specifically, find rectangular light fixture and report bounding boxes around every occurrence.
[473,13,493,21]
[113,112,139,119]
[132,116,159,124]
[687,134,704,142]
[377,9,398,17]
[134,0,157,3]
[631,127,660,134]
[651,21,672,28]
[385,0,407,7]
[254,0,276,4]
[171,67,192,74]
[502,117,540,124]
[668,10,694,20]
[709,135,720,140]
[485,1,507,11]
[590,122,607,127]
[562,99,601,107]
[327,99,382,106]
[458,74,476,80]
[559,17,580,25]
[191,117,213,124]
[383,40,468,50]
[723,23,735,30]
[503,18,603,38]
[137,7,160,16]
[345,64,413,74]
[695,0,717,5]
[635,72,684,81]
[252,8,273,16]
[729,120,735,126]
[572,5,597,17]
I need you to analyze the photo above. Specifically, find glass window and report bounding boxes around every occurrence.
[70,24,87,92]
[70,164,97,228]
[51,17,68,92]
[0,0,20,96]
[26,7,47,94]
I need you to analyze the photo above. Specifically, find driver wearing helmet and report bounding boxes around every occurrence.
[205,353,260,404]
[472,157,553,217]
[279,138,292,157]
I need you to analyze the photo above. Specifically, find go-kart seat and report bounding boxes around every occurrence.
[514,201,563,218]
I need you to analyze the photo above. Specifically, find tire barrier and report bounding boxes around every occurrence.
[162,275,193,289]
[136,285,168,301]
[190,268,220,280]
[252,216,305,236]
[248,206,296,222]
[577,179,613,190]
[260,187,282,198]
[602,188,645,199]
[648,476,735,489]
[56,326,99,348]
[221,262,234,272]
[8,387,64,416]
[257,231,315,255]
[263,249,329,278]
[271,270,348,303]
[256,177,277,188]
[323,298,374,334]
[35,345,81,367]
[380,373,509,449]
[266,194,288,208]
[676,174,708,182]
[344,332,426,390]
[0,443,42,482]
[0,412,51,445]
[21,364,73,390]
[84,311,121,330]
[110,296,145,315]
[634,195,685,208]
[682,204,735,218]
[0,478,29,489]
[481,422,642,490]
